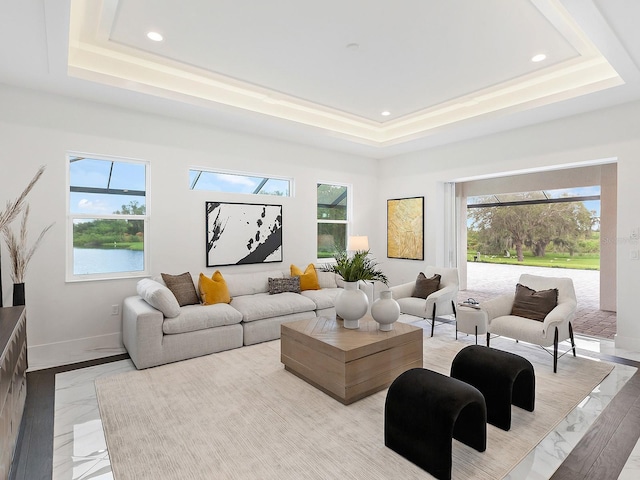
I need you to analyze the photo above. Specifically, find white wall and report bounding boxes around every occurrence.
[378,100,640,351]
[0,84,378,369]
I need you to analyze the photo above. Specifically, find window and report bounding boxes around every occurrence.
[189,168,291,196]
[317,183,349,258]
[67,154,148,280]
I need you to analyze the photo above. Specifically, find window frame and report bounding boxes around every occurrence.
[316,181,352,261]
[66,152,150,282]
[188,166,293,197]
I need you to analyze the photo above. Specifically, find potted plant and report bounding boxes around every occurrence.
[323,250,388,329]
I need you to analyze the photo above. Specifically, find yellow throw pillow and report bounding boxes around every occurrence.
[198,271,231,305]
[290,263,320,291]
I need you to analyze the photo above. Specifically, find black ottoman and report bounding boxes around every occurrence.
[451,345,535,431]
[384,368,486,480]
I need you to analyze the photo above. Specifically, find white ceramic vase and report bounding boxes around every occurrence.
[371,290,400,331]
[335,281,369,329]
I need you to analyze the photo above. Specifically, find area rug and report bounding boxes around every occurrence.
[95,334,614,480]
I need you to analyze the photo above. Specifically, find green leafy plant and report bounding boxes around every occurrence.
[322,250,388,284]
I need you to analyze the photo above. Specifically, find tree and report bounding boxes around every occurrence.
[469,194,595,261]
[114,201,145,237]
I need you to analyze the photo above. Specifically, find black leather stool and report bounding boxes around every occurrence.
[451,345,535,431]
[384,368,486,480]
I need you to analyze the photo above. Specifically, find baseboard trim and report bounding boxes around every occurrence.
[27,332,126,371]
[614,333,640,352]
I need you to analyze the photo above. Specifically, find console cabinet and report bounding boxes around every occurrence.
[0,306,27,479]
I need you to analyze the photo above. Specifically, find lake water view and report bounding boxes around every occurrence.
[73,248,144,275]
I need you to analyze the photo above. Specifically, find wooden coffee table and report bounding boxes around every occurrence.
[280,315,423,405]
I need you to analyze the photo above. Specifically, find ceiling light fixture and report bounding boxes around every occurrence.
[531,54,546,62]
[147,31,163,42]
[381,111,391,116]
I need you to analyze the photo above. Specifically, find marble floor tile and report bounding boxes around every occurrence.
[53,360,135,480]
[52,325,639,480]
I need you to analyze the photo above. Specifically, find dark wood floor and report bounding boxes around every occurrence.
[8,351,640,480]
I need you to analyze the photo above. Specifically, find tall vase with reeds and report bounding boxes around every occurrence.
[0,166,46,307]
[3,205,53,306]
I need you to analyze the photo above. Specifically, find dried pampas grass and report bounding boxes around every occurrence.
[0,165,46,231]
[3,203,54,283]
[3,205,54,283]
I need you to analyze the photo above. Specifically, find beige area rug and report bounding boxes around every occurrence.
[96,334,613,480]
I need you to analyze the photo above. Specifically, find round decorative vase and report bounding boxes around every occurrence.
[371,290,400,331]
[335,281,369,329]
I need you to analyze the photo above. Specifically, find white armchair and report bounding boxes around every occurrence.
[390,267,459,337]
[483,274,577,373]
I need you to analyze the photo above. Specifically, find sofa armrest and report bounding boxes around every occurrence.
[481,294,514,322]
[122,296,165,369]
[542,301,577,335]
[390,282,415,300]
[427,284,457,303]
[424,285,458,316]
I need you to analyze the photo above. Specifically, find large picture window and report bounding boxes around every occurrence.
[317,183,349,258]
[67,154,148,280]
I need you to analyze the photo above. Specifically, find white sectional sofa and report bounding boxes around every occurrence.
[122,268,344,369]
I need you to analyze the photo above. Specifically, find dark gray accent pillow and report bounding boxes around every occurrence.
[161,272,199,306]
[411,273,441,299]
[511,283,558,322]
[268,277,301,295]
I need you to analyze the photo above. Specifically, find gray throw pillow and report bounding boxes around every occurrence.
[268,276,301,295]
[510,283,558,322]
[161,272,200,306]
[411,273,441,299]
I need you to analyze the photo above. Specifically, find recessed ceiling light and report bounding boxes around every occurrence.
[147,31,163,42]
[346,43,360,51]
[531,54,546,62]
[381,111,391,116]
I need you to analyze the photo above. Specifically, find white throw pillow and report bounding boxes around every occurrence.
[137,278,181,318]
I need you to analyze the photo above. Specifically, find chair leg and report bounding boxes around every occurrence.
[486,332,490,347]
[430,303,436,337]
[475,325,478,345]
[451,300,457,317]
[569,322,576,357]
[553,327,559,373]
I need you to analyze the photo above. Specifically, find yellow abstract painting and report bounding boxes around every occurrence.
[387,197,424,260]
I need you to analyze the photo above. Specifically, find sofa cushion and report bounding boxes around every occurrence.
[136,279,181,318]
[301,288,341,310]
[317,271,338,289]
[268,276,300,294]
[161,272,200,306]
[225,270,284,297]
[231,292,316,322]
[162,303,243,335]
[198,271,231,305]
[291,263,320,291]
[411,273,441,299]
[511,283,558,322]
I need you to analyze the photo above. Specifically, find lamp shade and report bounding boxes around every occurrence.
[347,235,369,251]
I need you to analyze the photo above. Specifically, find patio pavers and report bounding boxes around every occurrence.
[460,262,615,340]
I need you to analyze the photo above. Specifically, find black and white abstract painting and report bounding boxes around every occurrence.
[206,202,283,266]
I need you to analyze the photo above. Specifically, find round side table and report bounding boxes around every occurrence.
[456,305,488,344]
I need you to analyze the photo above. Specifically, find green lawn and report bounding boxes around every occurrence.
[97,242,144,251]
[467,251,599,270]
